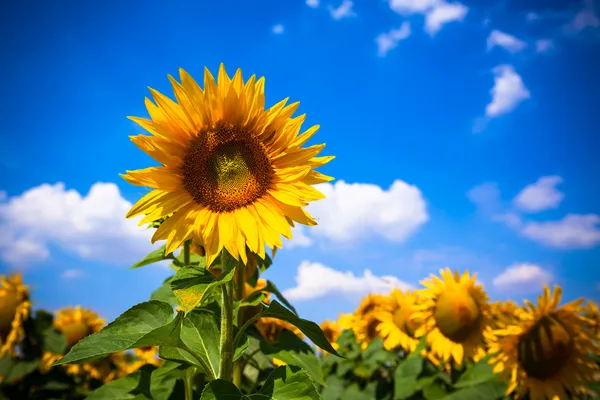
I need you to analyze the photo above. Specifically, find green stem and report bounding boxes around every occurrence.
[183,240,191,267]
[219,250,235,381]
[233,313,262,349]
[184,367,194,400]
[233,261,245,388]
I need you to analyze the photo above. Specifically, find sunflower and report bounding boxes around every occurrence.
[255,317,304,367]
[133,346,161,367]
[320,320,342,351]
[122,64,334,268]
[582,300,599,341]
[355,293,390,319]
[338,313,355,331]
[488,286,599,400]
[490,299,520,330]
[0,272,31,356]
[375,289,421,353]
[354,315,383,350]
[413,268,491,366]
[41,306,106,380]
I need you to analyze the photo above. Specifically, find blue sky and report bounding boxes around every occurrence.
[1,0,599,325]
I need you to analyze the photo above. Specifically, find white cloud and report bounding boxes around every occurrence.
[521,214,600,249]
[329,0,356,20]
[272,24,284,34]
[492,212,523,229]
[284,225,313,249]
[467,182,502,214]
[486,30,527,53]
[376,22,411,56]
[568,0,599,32]
[485,65,530,118]
[493,263,553,291]
[0,182,155,267]
[306,0,319,8]
[0,191,6,202]
[513,176,564,213]
[526,12,540,21]
[425,2,468,34]
[309,180,428,244]
[388,0,468,34]
[283,261,413,301]
[535,39,554,53]
[62,269,85,279]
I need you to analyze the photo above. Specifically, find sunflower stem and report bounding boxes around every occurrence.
[233,260,245,388]
[183,241,191,267]
[219,249,235,381]
[184,367,194,400]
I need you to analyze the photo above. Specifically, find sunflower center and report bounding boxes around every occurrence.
[393,308,418,337]
[434,289,481,343]
[365,319,380,340]
[517,315,574,380]
[182,124,273,212]
[61,322,91,348]
[0,292,19,338]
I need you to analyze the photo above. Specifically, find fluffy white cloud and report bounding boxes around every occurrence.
[486,30,527,53]
[485,65,530,118]
[308,180,428,244]
[425,2,468,34]
[513,176,564,213]
[329,0,356,20]
[0,182,154,266]
[493,263,552,291]
[284,226,313,249]
[272,24,284,34]
[306,0,319,8]
[467,182,501,214]
[521,214,600,249]
[388,0,468,34]
[62,269,85,279]
[535,39,554,53]
[376,22,411,56]
[283,261,413,301]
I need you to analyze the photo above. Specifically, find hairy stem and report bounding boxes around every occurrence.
[233,261,245,388]
[218,250,235,381]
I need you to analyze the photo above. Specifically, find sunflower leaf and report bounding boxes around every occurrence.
[150,277,178,307]
[258,300,341,357]
[260,330,325,385]
[170,265,235,313]
[265,280,298,315]
[394,348,425,399]
[130,244,172,269]
[178,310,220,379]
[54,301,182,366]
[200,365,321,400]
[453,356,498,389]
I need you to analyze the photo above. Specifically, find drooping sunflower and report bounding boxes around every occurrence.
[320,320,342,351]
[375,289,421,353]
[488,286,599,400]
[0,272,31,356]
[413,268,491,366]
[122,64,334,267]
[41,306,107,380]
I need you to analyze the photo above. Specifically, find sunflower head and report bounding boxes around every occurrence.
[133,346,161,366]
[255,317,303,344]
[54,306,105,349]
[413,268,491,366]
[320,320,342,351]
[122,64,334,267]
[583,300,600,339]
[355,293,390,319]
[488,285,600,399]
[490,300,520,329]
[0,272,31,356]
[337,313,356,331]
[376,289,421,352]
[354,315,383,349]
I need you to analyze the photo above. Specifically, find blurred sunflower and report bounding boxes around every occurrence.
[0,272,31,356]
[338,313,355,331]
[354,315,383,350]
[355,293,389,319]
[490,300,520,330]
[488,286,599,400]
[413,268,491,366]
[376,289,421,353]
[583,300,599,341]
[122,64,334,267]
[134,346,161,367]
[41,306,107,381]
[320,320,342,351]
[255,317,304,367]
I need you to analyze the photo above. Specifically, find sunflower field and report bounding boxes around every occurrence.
[1,65,599,400]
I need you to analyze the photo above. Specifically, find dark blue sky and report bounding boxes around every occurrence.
[1,0,598,323]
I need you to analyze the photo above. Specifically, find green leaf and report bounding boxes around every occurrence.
[260,330,325,385]
[0,357,40,384]
[150,277,178,307]
[131,245,171,269]
[170,263,235,313]
[394,350,424,400]
[453,357,499,389]
[86,364,179,400]
[55,301,182,365]
[265,280,297,315]
[201,365,321,399]
[234,334,249,362]
[42,327,68,355]
[321,375,345,400]
[178,310,220,379]
[443,379,508,400]
[423,381,448,400]
[259,300,340,356]
[157,346,200,369]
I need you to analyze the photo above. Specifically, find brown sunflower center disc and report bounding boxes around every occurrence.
[517,314,574,380]
[61,321,92,348]
[183,124,273,212]
[365,318,380,340]
[0,291,20,338]
[434,288,481,343]
[393,307,417,337]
